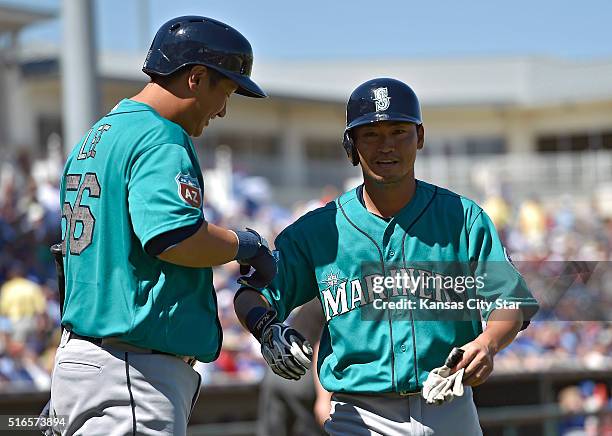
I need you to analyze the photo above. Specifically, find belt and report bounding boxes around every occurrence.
[381,391,422,398]
[335,391,421,400]
[69,331,197,367]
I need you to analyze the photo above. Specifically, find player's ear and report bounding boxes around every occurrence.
[187,65,207,92]
[343,132,360,166]
[416,124,425,150]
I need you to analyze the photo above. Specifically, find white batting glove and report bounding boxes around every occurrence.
[422,347,465,405]
[422,367,465,405]
[260,322,313,380]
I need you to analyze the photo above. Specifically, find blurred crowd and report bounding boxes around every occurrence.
[0,149,63,392]
[557,381,612,435]
[483,191,612,373]
[0,149,611,394]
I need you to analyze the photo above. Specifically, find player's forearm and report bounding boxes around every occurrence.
[157,222,238,267]
[476,308,524,355]
[234,288,271,330]
[312,341,332,425]
[312,342,332,399]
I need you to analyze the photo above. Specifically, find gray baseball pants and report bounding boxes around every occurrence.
[49,330,201,435]
[324,387,483,436]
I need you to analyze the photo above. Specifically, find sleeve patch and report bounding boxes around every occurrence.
[175,173,202,208]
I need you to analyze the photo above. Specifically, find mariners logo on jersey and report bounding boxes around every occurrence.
[372,87,391,111]
[319,267,476,321]
[321,270,343,291]
[175,173,202,208]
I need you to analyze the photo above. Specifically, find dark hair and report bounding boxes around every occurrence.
[150,65,227,88]
[206,67,225,87]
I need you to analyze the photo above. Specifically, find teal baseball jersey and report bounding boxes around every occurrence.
[59,99,221,362]
[260,180,539,394]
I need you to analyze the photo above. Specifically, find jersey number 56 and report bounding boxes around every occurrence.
[61,173,100,255]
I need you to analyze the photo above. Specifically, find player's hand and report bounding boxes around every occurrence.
[454,338,495,386]
[260,322,313,380]
[234,228,277,288]
[237,245,277,288]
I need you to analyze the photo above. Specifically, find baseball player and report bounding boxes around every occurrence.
[48,16,275,436]
[234,78,539,435]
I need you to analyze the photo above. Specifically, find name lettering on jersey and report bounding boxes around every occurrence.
[372,87,391,111]
[320,267,486,321]
[175,173,202,208]
[77,124,111,160]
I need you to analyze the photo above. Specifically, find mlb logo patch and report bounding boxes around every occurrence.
[175,173,202,208]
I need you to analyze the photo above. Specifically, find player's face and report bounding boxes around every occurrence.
[192,75,238,136]
[353,121,424,185]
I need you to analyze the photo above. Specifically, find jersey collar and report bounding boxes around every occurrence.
[338,180,437,230]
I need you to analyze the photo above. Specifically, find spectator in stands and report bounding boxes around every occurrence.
[0,265,46,343]
[558,386,587,435]
[517,196,548,245]
[482,192,511,233]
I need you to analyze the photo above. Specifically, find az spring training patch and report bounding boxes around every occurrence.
[175,173,202,208]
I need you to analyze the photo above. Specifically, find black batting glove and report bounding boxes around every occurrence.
[260,323,313,380]
[237,245,277,288]
[234,228,277,288]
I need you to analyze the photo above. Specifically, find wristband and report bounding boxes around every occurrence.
[245,306,278,340]
[234,229,261,261]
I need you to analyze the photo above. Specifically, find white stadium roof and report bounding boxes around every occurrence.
[19,44,612,107]
[96,52,612,107]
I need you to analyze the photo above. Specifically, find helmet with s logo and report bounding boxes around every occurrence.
[343,78,422,165]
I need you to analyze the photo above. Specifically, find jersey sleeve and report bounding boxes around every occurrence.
[128,143,204,251]
[259,228,319,322]
[468,208,539,324]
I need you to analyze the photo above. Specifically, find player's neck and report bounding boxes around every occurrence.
[362,177,417,218]
[131,84,194,134]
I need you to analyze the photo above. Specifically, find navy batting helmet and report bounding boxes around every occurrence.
[143,16,266,98]
[343,78,422,165]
